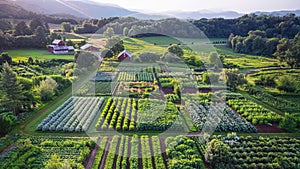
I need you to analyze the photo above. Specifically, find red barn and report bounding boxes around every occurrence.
[117,50,132,61]
[52,39,65,46]
[48,39,73,54]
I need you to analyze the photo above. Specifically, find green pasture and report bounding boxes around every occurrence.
[215,46,280,69]
[5,49,74,61]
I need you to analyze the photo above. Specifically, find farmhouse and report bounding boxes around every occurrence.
[117,50,132,60]
[80,44,100,52]
[48,39,74,54]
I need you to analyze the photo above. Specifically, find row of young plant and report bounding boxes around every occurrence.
[141,136,154,169]
[226,93,282,124]
[165,136,206,169]
[115,136,130,169]
[37,97,105,132]
[91,135,166,169]
[104,136,120,169]
[92,137,109,169]
[95,97,137,131]
[0,136,94,169]
[246,86,300,113]
[186,101,257,132]
[141,66,162,73]
[117,72,154,82]
[211,134,300,169]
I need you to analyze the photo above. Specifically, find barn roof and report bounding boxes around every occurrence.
[52,39,64,45]
[117,50,132,58]
[80,44,99,50]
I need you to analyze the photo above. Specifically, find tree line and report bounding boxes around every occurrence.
[0,19,49,50]
[64,13,300,39]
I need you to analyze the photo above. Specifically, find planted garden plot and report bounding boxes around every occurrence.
[165,136,206,169]
[115,82,157,98]
[137,99,184,131]
[37,97,105,132]
[96,98,184,132]
[0,136,94,169]
[226,93,282,125]
[91,135,167,169]
[186,101,257,132]
[117,72,154,82]
[91,72,118,82]
[96,98,137,131]
[211,135,300,169]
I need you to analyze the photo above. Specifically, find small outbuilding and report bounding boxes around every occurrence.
[117,50,132,61]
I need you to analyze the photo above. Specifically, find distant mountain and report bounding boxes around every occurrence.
[0,0,35,18]
[14,0,138,18]
[0,0,79,24]
[254,10,300,16]
[167,10,243,19]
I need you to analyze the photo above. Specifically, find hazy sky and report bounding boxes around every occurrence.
[91,0,300,13]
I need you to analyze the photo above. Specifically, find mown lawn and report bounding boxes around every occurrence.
[5,49,74,61]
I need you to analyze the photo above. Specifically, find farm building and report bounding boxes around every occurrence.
[117,50,132,60]
[80,44,100,52]
[48,39,74,54]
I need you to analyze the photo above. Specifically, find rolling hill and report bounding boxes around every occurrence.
[13,0,137,18]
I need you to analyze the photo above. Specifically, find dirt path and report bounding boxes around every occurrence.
[99,137,112,169]
[85,138,102,169]
[138,138,142,169]
[126,137,132,169]
[112,137,121,169]
[0,144,15,156]
[159,137,168,169]
[148,137,156,169]
[19,87,72,135]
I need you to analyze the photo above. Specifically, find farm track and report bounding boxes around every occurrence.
[19,86,72,135]
[0,144,15,156]
[86,138,103,169]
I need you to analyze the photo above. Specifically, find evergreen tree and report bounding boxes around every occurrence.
[0,62,24,114]
[34,26,47,48]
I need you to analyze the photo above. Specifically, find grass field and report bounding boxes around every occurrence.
[123,37,167,55]
[215,46,280,69]
[5,49,74,61]
[138,36,226,46]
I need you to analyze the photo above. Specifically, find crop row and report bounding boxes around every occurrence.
[92,135,166,169]
[117,72,154,82]
[95,97,137,131]
[165,136,206,169]
[226,93,282,124]
[37,97,105,132]
[1,137,94,169]
[212,135,300,169]
[186,101,257,132]
[137,99,184,131]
